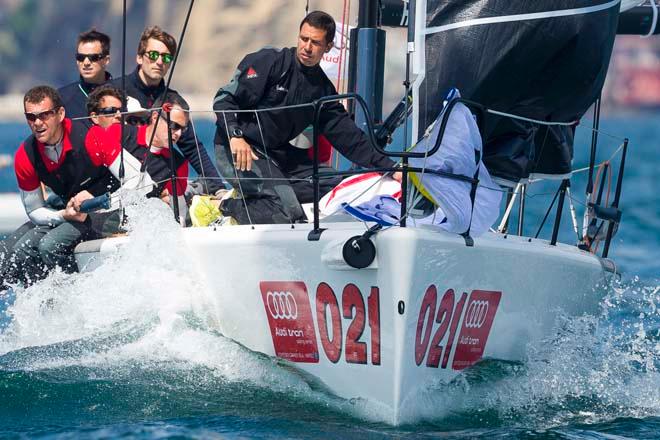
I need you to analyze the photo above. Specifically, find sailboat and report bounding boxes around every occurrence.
[72,0,657,425]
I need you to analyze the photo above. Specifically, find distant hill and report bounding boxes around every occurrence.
[2,0,657,116]
[0,0,409,118]
[0,0,369,95]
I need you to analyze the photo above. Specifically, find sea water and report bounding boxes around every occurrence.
[0,117,658,438]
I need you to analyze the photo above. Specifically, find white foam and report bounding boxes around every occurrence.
[0,197,319,398]
[1,202,658,425]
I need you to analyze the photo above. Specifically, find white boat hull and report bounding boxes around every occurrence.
[75,222,613,424]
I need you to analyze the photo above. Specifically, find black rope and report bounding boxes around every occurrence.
[306,0,309,15]
[461,149,480,246]
[162,0,194,104]
[534,183,561,239]
[119,0,127,180]
[166,110,180,223]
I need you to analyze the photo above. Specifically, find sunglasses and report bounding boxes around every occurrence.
[144,50,173,64]
[127,115,149,126]
[97,106,121,116]
[168,120,187,133]
[25,107,59,122]
[75,53,107,62]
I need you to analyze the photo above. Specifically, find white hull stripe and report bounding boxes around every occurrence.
[423,0,621,35]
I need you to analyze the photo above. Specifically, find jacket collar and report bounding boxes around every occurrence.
[129,66,166,99]
[35,118,74,172]
[78,72,112,96]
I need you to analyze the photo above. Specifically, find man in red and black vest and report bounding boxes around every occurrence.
[0,85,154,288]
[102,90,190,220]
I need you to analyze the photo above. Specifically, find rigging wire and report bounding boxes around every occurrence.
[643,0,658,37]
[116,0,127,220]
[329,0,350,170]
[142,0,197,189]
[68,96,626,203]
[221,111,254,227]
[335,0,350,92]
[119,0,126,184]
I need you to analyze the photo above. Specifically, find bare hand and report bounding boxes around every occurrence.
[230,137,258,172]
[63,199,87,222]
[160,188,170,205]
[71,190,94,212]
[392,171,403,183]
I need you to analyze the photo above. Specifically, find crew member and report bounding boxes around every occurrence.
[86,85,187,219]
[117,92,190,223]
[1,86,154,287]
[86,84,123,128]
[111,26,223,194]
[58,29,113,128]
[212,10,400,224]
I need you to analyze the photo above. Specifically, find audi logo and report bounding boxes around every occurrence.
[267,291,298,320]
[464,300,489,328]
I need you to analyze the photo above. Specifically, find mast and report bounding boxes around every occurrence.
[348,0,385,132]
[400,0,415,226]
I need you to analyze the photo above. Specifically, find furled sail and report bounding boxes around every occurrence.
[412,0,620,184]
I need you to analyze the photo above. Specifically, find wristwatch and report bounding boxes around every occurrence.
[230,127,243,139]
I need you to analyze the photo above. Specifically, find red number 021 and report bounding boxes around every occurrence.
[414,285,467,368]
[316,283,381,365]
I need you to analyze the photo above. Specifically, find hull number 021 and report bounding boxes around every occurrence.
[260,281,500,370]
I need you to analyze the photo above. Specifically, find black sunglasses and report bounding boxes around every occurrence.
[75,53,107,62]
[25,107,59,122]
[96,106,120,115]
[127,115,149,126]
[168,120,187,133]
[144,50,173,64]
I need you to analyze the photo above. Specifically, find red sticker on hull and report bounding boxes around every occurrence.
[260,281,319,363]
[451,290,501,370]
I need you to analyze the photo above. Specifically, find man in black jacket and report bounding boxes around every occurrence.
[58,29,113,128]
[213,10,399,224]
[111,25,223,194]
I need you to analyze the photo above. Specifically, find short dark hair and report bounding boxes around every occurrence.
[24,85,63,110]
[77,28,111,55]
[87,85,124,115]
[137,26,177,56]
[151,92,189,124]
[300,11,335,44]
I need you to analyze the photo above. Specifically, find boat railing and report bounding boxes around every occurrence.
[77,90,627,260]
[308,93,485,241]
[307,93,627,260]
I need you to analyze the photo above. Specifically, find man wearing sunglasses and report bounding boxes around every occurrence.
[1,86,156,288]
[119,92,190,222]
[212,11,400,225]
[86,85,188,222]
[110,26,223,195]
[86,84,123,129]
[58,29,112,128]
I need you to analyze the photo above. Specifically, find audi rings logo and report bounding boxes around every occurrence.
[464,300,489,328]
[267,291,299,320]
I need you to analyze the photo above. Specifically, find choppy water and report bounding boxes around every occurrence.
[0,117,658,438]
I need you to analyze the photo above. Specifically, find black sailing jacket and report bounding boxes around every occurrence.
[212,47,395,170]
[111,68,222,193]
[58,72,113,128]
